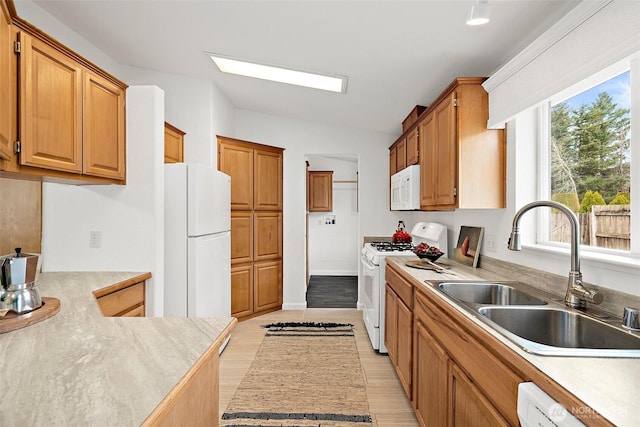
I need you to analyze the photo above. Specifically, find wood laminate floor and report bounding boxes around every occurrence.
[219,309,419,426]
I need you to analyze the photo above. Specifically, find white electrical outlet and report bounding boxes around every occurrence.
[89,230,102,248]
[485,234,497,253]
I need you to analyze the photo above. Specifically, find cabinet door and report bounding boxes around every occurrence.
[231,263,253,318]
[449,362,509,427]
[396,298,413,399]
[83,69,125,179]
[230,211,253,264]
[164,122,185,163]
[0,1,12,160]
[384,285,398,363]
[219,140,253,210]
[434,92,457,207]
[254,211,282,260]
[419,112,436,208]
[396,138,407,171]
[406,128,419,166]
[308,171,333,212]
[19,32,82,173]
[253,260,282,312]
[389,146,397,176]
[413,319,448,427]
[254,148,282,210]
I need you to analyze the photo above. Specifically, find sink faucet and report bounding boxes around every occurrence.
[507,200,603,309]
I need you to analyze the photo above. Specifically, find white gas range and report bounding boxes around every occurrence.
[360,222,447,353]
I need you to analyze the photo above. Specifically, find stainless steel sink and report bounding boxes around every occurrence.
[437,282,548,306]
[478,306,640,357]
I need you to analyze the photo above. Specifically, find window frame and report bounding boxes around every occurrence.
[532,54,640,266]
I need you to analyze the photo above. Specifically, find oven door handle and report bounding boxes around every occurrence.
[360,255,376,271]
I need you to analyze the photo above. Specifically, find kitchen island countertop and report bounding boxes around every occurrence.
[0,271,236,427]
[387,256,638,426]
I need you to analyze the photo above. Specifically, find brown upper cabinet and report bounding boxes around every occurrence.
[390,105,425,175]
[389,145,398,176]
[390,78,505,211]
[401,105,427,134]
[307,170,333,212]
[396,139,407,172]
[0,0,12,161]
[405,128,419,166]
[0,0,127,184]
[164,122,185,164]
[419,78,505,211]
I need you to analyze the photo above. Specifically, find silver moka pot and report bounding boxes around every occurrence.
[0,248,42,315]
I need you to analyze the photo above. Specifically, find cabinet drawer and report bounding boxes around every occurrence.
[414,288,523,426]
[121,304,145,317]
[97,282,145,317]
[385,264,413,309]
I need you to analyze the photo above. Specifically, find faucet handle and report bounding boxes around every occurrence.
[622,307,640,330]
[566,278,603,307]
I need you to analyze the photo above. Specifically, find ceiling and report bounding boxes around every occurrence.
[25,0,580,136]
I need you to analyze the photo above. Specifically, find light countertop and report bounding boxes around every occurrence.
[387,256,638,426]
[0,272,236,427]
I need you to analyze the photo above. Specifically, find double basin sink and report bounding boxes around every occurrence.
[430,281,640,358]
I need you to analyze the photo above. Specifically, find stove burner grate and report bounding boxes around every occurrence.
[370,241,415,252]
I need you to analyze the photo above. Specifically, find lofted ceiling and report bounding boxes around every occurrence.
[24,0,580,136]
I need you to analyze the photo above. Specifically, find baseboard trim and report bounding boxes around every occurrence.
[282,303,308,310]
[309,271,358,276]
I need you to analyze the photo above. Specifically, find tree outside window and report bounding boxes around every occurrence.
[549,71,631,251]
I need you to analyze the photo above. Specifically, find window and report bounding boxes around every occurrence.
[538,57,637,256]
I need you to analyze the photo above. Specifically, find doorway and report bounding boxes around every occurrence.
[305,154,359,308]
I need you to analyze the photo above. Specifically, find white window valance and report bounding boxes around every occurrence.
[483,0,640,129]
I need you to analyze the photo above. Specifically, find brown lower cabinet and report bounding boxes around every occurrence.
[385,261,614,427]
[93,273,150,317]
[385,263,414,399]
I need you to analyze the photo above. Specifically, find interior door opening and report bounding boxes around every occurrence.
[305,154,359,308]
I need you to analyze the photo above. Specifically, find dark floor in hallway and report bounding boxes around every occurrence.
[306,275,358,308]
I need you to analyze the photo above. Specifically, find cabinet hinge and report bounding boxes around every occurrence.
[453,98,458,108]
[14,141,21,154]
[14,41,21,54]
[453,187,457,197]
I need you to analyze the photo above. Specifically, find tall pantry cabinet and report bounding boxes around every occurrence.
[217,136,284,321]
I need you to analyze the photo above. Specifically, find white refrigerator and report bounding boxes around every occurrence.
[164,163,231,318]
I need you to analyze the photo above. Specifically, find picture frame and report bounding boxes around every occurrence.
[454,226,484,268]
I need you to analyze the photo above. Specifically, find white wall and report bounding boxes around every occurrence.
[235,110,406,309]
[41,87,166,316]
[307,155,359,276]
[14,0,122,79]
[120,66,235,167]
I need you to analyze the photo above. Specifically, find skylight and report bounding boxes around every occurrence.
[208,54,347,94]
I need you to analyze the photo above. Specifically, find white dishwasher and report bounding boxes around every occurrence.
[518,383,585,427]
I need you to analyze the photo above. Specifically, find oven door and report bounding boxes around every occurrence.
[360,253,380,350]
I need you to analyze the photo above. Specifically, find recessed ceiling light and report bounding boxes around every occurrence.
[208,54,348,94]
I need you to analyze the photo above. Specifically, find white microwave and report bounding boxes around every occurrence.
[390,164,420,210]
